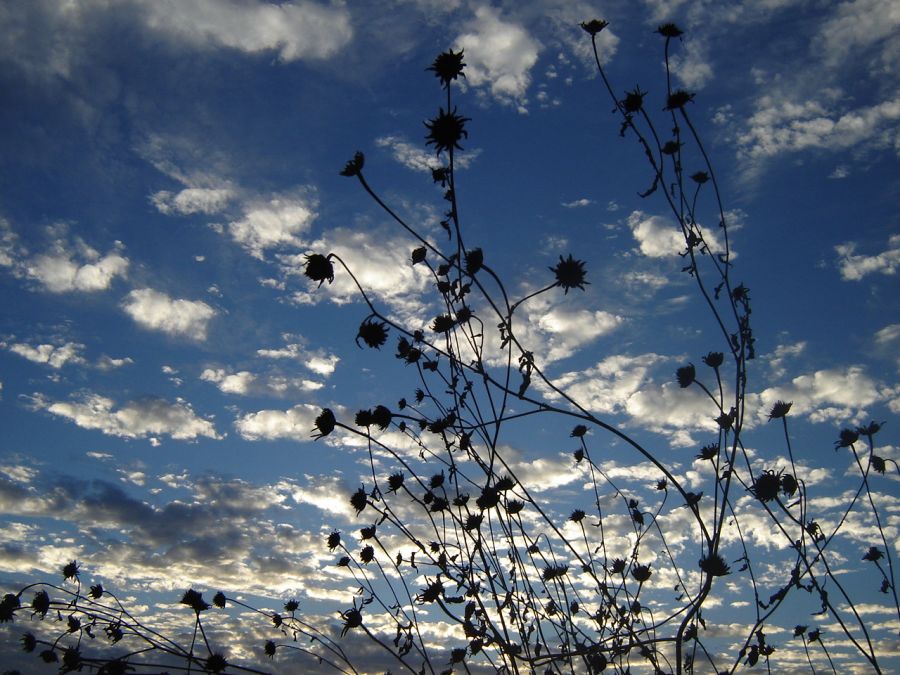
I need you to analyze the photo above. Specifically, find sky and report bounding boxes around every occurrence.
[0,0,899,672]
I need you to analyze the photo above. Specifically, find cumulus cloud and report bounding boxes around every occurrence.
[757,366,886,423]
[626,211,724,258]
[454,6,541,108]
[201,367,324,396]
[122,288,216,341]
[256,340,340,377]
[515,299,625,364]
[139,0,353,61]
[200,368,256,395]
[33,392,220,441]
[0,222,129,293]
[4,341,85,369]
[227,192,318,259]
[151,187,233,215]
[835,234,900,281]
[737,95,900,161]
[285,226,433,322]
[234,403,321,441]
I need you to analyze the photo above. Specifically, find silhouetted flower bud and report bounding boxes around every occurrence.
[580,19,609,35]
[676,364,695,388]
[665,89,694,110]
[339,151,364,177]
[656,23,684,38]
[312,408,336,439]
[465,248,483,274]
[213,592,226,608]
[631,564,652,583]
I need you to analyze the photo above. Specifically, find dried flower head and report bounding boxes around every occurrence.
[581,19,609,36]
[428,49,466,87]
[356,318,389,349]
[750,470,782,503]
[551,254,589,293]
[312,408,336,439]
[570,509,586,523]
[767,400,792,420]
[340,607,363,637]
[62,560,79,582]
[206,653,228,673]
[304,253,334,287]
[425,107,471,155]
[699,552,731,577]
[665,89,695,110]
[835,428,859,448]
[31,591,50,618]
[180,589,210,613]
[340,151,365,177]
[676,364,695,388]
[631,564,652,583]
[327,530,341,550]
[350,486,367,515]
[656,23,684,38]
[621,86,646,113]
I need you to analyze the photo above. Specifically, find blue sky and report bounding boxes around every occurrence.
[0,0,898,672]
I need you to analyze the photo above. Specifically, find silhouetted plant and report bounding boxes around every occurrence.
[3,18,897,675]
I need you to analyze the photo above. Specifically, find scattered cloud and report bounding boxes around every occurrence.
[200,368,256,395]
[817,0,900,74]
[670,38,714,89]
[139,0,353,62]
[151,187,233,215]
[32,392,221,442]
[0,222,129,293]
[757,365,886,423]
[234,403,321,441]
[737,95,900,161]
[122,288,216,341]
[835,234,900,281]
[256,340,340,377]
[201,367,324,397]
[454,6,541,108]
[376,136,480,172]
[626,211,724,258]
[561,198,593,208]
[4,341,86,369]
[227,191,318,259]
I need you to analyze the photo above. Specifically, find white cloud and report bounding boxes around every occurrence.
[561,198,593,208]
[376,135,480,172]
[151,187,233,215]
[122,288,216,341]
[140,0,353,62]
[227,192,317,259]
[817,0,900,74]
[256,341,340,377]
[285,226,433,321]
[757,366,886,423]
[35,392,220,441]
[235,403,321,441]
[5,341,85,369]
[670,38,713,89]
[200,368,256,395]
[835,234,900,281]
[516,299,625,364]
[737,95,900,161]
[454,6,541,107]
[0,224,130,293]
[626,211,724,258]
[96,355,134,370]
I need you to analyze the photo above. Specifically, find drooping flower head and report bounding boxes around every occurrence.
[304,253,334,287]
[356,318,389,349]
